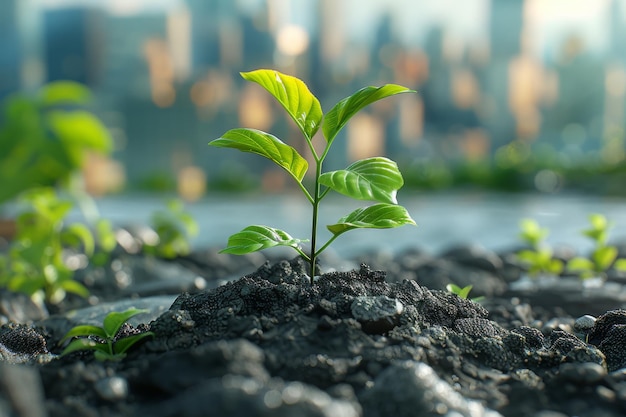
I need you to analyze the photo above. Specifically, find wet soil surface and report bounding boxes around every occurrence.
[3,242,626,417]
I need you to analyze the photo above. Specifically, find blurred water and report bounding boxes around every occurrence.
[84,190,626,257]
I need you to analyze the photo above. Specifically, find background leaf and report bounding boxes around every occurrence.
[322,84,414,145]
[60,325,107,343]
[113,332,154,355]
[220,225,307,255]
[209,128,308,182]
[241,69,322,140]
[319,157,403,204]
[102,308,149,339]
[327,204,416,236]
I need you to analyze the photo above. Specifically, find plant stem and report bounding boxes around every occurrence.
[309,159,323,284]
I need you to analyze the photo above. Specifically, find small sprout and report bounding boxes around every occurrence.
[209,69,416,282]
[59,308,153,361]
[446,283,484,302]
[143,199,198,259]
[0,188,97,304]
[516,218,563,278]
[567,214,626,280]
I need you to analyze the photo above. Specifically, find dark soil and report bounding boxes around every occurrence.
[2,242,626,417]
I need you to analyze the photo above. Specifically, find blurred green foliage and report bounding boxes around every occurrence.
[143,199,198,259]
[0,81,112,205]
[567,214,626,279]
[0,188,115,305]
[516,218,564,278]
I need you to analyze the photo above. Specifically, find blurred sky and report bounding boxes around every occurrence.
[39,0,624,58]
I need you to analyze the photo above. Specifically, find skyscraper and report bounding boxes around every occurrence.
[0,0,43,99]
[43,7,105,87]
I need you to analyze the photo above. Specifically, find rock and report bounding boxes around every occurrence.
[588,309,626,371]
[440,243,504,274]
[0,290,48,324]
[40,295,175,341]
[0,323,48,364]
[360,361,502,417]
[94,376,128,402]
[574,314,596,341]
[558,362,607,384]
[0,363,47,417]
[141,375,361,417]
[350,296,403,334]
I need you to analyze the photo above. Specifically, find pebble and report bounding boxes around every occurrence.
[574,315,596,341]
[558,362,606,384]
[94,376,129,402]
[351,296,404,334]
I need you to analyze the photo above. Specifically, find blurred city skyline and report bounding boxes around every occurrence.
[38,0,625,58]
[2,0,626,199]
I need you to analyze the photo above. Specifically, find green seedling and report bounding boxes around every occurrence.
[446,283,484,302]
[516,218,564,278]
[0,81,112,205]
[209,69,416,281]
[0,188,117,304]
[59,308,153,361]
[567,214,626,279]
[143,199,198,259]
[1,188,93,304]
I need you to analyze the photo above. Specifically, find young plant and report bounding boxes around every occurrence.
[59,308,153,361]
[209,69,416,281]
[516,218,564,278]
[0,188,93,304]
[143,199,198,259]
[567,214,626,279]
[0,81,112,205]
[446,283,484,302]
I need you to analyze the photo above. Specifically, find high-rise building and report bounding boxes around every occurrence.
[0,0,43,99]
[43,7,105,87]
[100,13,167,98]
[481,0,525,146]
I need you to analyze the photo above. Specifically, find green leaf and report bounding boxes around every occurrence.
[322,84,415,145]
[319,157,404,204]
[518,219,548,249]
[60,338,101,356]
[47,110,113,155]
[593,246,618,271]
[102,308,149,339]
[39,81,92,106]
[62,223,95,255]
[95,219,117,252]
[60,325,107,344]
[614,258,626,271]
[241,69,322,140]
[113,332,154,355]
[327,204,416,236]
[446,283,472,299]
[209,128,308,182]
[219,225,308,255]
[59,279,90,298]
[567,257,595,272]
[94,350,125,362]
[547,259,564,275]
